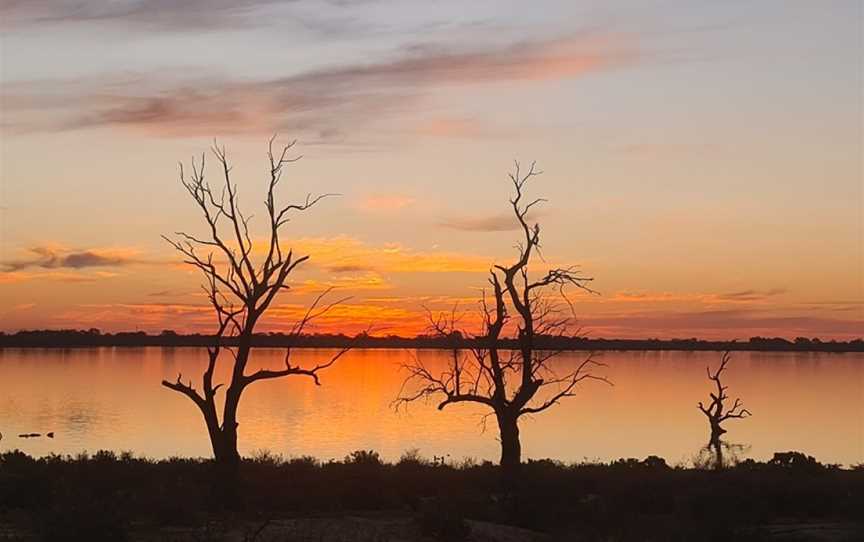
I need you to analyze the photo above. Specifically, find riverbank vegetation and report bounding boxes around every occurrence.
[1,449,861,541]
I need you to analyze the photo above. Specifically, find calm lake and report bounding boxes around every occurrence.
[1,348,861,466]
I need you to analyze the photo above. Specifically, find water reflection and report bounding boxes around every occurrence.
[0,348,861,465]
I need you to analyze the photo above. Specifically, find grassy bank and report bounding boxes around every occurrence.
[1,449,862,541]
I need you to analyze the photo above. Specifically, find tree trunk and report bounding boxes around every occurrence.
[209,429,240,506]
[214,338,250,470]
[210,425,240,469]
[709,420,726,443]
[199,400,240,506]
[709,438,724,470]
[218,389,242,470]
[497,412,521,487]
[708,418,726,470]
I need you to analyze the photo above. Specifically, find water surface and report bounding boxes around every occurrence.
[0,348,861,465]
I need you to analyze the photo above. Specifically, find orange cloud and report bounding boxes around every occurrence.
[582,309,861,341]
[0,269,121,284]
[290,272,392,294]
[611,289,787,305]
[262,302,417,334]
[289,236,490,274]
[41,302,214,332]
[42,300,423,336]
[357,196,416,211]
[37,290,498,336]
[13,289,860,340]
[77,303,213,321]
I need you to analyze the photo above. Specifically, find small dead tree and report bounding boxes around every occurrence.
[396,162,609,485]
[698,352,751,466]
[161,137,348,470]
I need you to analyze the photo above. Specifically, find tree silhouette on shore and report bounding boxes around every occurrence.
[396,161,610,486]
[698,352,751,469]
[161,137,348,470]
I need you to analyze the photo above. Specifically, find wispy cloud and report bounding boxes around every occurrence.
[0,0,374,34]
[0,270,120,284]
[611,288,787,305]
[2,34,637,140]
[2,246,142,272]
[1,0,270,30]
[584,308,862,340]
[356,195,416,211]
[800,300,864,313]
[147,288,195,298]
[325,264,377,273]
[439,210,545,232]
[715,289,787,302]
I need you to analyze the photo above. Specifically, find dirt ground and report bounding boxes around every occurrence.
[136,517,864,542]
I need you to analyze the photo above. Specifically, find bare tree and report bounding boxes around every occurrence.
[161,137,348,469]
[396,162,609,485]
[698,352,751,468]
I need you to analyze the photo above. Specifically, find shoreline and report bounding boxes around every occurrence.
[2,335,862,353]
[2,345,861,353]
[4,346,861,353]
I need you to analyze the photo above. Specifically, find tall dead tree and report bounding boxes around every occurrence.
[698,352,751,467]
[396,162,609,485]
[162,137,347,469]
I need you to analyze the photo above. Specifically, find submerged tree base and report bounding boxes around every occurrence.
[0,450,862,541]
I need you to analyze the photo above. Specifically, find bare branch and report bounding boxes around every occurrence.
[160,136,342,464]
[245,346,351,386]
[161,373,205,408]
[699,352,751,441]
[395,159,607,482]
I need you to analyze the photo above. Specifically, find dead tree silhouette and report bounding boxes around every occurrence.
[698,352,751,468]
[395,161,609,486]
[161,137,348,471]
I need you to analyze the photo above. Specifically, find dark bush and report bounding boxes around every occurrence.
[0,449,860,540]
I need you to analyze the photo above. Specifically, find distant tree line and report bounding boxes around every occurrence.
[1,328,861,352]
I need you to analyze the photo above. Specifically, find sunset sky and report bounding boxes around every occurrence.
[0,0,861,339]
